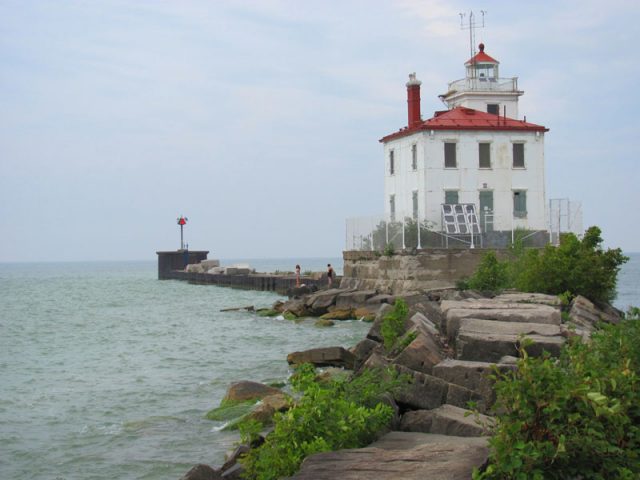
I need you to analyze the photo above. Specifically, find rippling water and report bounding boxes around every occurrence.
[1,255,638,480]
[0,259,365,480]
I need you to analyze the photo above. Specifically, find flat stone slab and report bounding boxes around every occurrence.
[440,299,556,314]
[454,318,561,341]
[400,404,494,437]
[288,432,489,480]
[445,305,561,341]
[456,332,565,363]
[492,292,562,307]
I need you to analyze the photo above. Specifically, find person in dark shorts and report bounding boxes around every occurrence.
[327,264,334,287]
[295,264,301,288]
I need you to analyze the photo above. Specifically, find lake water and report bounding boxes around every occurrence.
[0,254,638,479]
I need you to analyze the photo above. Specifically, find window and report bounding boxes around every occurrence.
[412,191,418,219]
[513,190,527,218]
[479,143,491,168]
[444,142,456,168]
[445,190,459,205]
[389,194,396,221]
[513,143,525,168]
[487,104,499,115]
[411,144,417,171]
[389,150,395,175]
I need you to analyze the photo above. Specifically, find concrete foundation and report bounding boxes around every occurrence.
[341,248,511,294]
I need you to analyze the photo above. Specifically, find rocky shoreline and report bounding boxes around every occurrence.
[180,286,621,480]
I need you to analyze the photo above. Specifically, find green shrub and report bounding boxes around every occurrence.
[239,364,407,480]
[465,251,510,292]
[475,317,640,479]
[383,242,395,257]
[380,299,409,351]
[513,226,627,304]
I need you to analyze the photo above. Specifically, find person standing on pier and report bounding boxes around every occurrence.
[295,264,301,288]
[327,264,334,288]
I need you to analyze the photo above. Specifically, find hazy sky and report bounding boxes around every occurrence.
[1,0,639,262]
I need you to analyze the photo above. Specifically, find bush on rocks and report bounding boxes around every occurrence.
[475,317,640,479]
[238,363,409,480]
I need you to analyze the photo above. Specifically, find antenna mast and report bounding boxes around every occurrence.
[459,10,486,72]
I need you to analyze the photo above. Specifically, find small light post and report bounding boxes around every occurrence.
[177,215,188,250]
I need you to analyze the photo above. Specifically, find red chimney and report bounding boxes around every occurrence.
[406,72,422,128]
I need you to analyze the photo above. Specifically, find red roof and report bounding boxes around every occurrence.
[380,107,548,143]
[465,43,499,65]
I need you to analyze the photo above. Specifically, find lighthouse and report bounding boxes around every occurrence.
[380,43,548,243]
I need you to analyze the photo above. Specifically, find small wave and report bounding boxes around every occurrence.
[211,421,229,432]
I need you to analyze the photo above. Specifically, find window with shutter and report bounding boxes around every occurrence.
[445,190,459,205]
[513,190,527,218]
[513,143,525,168]
[444,142,456,168]
[479,143,491,168]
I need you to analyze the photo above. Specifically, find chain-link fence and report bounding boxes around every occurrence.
[346,201,583,251]
[549,198,583,245]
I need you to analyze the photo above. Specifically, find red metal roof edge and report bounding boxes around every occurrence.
[379,108,548,143]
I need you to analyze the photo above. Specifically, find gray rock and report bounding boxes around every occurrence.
[287,346,356,369]
[393,366,448,410]
[432,359,515,411]
[221,463,244,479]
[569,295,621,328]
[409,312,438,336]
[392,330,444,375]
[366,294,396,305]
[335,290,378,309]
[456,318,562,340]
[400,404,493,437]
[493,292,562,307]
[288,432,489,480]
[350,338,381,369]
[362,351,391,370]
[445,305,561,341]
[456,332,565,363]
[304,289,348,315]
[281,298,310,317]
[180,464,222,480]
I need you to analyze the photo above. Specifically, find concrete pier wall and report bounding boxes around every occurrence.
[159,270,328,295]
[341,248,510,294]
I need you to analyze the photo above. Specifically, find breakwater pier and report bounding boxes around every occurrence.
[156,250,329,295]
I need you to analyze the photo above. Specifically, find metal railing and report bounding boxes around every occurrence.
[346,201,583,252]
[447,76,519,93]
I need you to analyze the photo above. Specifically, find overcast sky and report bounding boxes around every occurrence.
[1,0,639,262]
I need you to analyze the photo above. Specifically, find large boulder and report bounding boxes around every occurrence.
[394,365,482,411]
[392,329,444,375]
[320,308,354,320]
[569,295,622,329]
[180,464,222,480]
[492,292,562,307]
[304,289,348,315]
[400,404,493,437]
[335,290,378,309]
[350,338,382,370]
[456,330,565,363]
[444,304,561,341]
[223,381,282,403]
[288,432,489,480]
[287,346,356,369]
[432,359,515,412]
[281,298,310,317]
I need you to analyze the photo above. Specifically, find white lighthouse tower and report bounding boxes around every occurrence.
[440,42,523,119]
[380,43,548,245]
